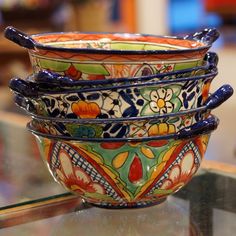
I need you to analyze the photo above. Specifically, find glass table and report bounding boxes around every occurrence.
[0,160,235,236]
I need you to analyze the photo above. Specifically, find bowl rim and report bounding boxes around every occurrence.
[27,115,218,142]
[30,105,208,123]
[24,67,218,96]
[30,30,213,55]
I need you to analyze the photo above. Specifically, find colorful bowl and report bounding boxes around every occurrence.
[10,68,217,119]
[9,51,218,95]
[28,84,233,138]
[4,27,219,80]
[28,115,219,208]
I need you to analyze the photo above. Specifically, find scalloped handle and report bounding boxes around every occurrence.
[35,70,75,85]
[14,94,36,113]
[178,115,219,139]
[204,51,219,68]
[184,28,220,45]
[4,26,36,50]
[9,77,38,97]
[205,84,234,110]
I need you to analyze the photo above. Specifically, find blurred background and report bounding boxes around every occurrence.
[0,0,235,207]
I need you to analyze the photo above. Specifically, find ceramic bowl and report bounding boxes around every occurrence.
[28,115,219,208]
[9,51,218,94]
[28,85,233,138]
[5,27,219,80]
[10,68,218,119]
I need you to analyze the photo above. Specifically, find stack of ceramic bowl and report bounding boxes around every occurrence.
[5,26,234,208]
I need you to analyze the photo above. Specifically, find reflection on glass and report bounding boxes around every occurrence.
[50,197,201,236]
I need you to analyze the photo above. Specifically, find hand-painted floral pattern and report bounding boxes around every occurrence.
[140,86,183,116]
[71,101,101,118]
[38,132,211,208]
[149,88,175,113]
[31,53,202,80]
[65,64,82,80]
[100,140,170,190]
[148,123,176,136]
[56,151,105,196]
[27,76,213,119]
[31,110,207,139]
[159,150,197,193]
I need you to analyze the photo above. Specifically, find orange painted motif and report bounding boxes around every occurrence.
[71,101,100,118]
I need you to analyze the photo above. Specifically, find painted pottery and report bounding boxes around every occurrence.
[10,69,217,119]
[9,52,218,94]
[28,84,233,138]
[4,27,219,80]
[28,116,219,208]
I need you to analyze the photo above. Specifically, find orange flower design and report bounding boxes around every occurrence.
[71,101,101,118]
[159,150,197,193]
[56,152,105,196]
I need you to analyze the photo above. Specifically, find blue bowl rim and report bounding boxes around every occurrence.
[27,115,219,142]
[31,105,208,124]
[26,67,218,95]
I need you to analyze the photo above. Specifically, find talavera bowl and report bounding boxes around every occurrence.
[28,115,219,208]
[4,27,219,80]
[29,85,233,138]
[10,68,217,119]
[9,51,218,93]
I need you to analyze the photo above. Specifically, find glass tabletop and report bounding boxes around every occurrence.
[0,160,235,236]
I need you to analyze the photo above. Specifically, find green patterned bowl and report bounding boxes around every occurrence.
[5,27,219,80]
[28,115,218,208]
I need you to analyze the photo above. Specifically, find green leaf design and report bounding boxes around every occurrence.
[74,63,110,75]
[140,103,155,116]
[38,58,70,71]
[171,97,182,112]
[168,117,180,124]
[66,124,103,138]
[174,60,200,71]
[139,87,156,101]
[169,85,182,97]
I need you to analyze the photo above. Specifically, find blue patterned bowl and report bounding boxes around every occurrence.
[27,115,219,208]
[10,67,217,119]
[28,84,233,138]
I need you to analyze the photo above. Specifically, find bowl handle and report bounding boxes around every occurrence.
[205,84,234,110]
[184,28,220,45]
[14,94,36,113]
[204,51,219,68]
[9,77,38,97]
[4,26,36,50]
[35,70,75,85]
[178,115,219,139]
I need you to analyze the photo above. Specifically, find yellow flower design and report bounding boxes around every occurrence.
[149,88,174,114]
[148,123,176,136]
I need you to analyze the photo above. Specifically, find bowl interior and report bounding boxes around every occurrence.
[32,32,205,51]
